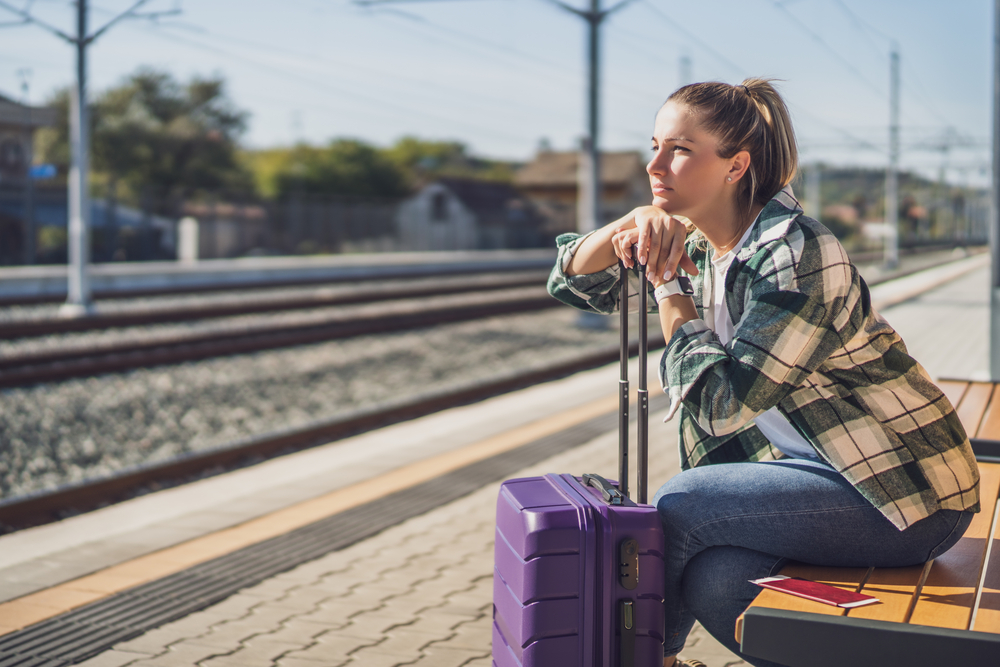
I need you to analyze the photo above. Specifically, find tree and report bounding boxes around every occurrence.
[253,139,411,200]
[384,136,515,183]
[241,136,520,201]
[35,68,253,207]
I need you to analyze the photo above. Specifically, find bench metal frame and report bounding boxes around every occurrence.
[741,607,1000,666]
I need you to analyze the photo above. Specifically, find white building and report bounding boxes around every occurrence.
[396,177,545,251]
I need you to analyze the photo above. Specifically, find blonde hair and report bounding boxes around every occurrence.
[667,78,798,212]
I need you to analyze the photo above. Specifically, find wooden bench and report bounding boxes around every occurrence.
[736,380,1000,666]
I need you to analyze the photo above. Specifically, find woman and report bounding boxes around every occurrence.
[547,79,980,667]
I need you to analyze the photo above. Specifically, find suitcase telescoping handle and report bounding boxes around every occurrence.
[636,247,649,506]
[618,253,630,501]
[616,246,650,505]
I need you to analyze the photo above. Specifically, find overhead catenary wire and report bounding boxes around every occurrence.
[358,2,584,86]
[139,25,540,145]
[768,0,886,101]
[637,0,746,79]
[135,15,570,128]
[637,0,883,156]
[363,0,659,101]
[831,0,956,131]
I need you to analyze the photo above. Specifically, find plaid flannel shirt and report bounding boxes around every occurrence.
[548,187,980,530]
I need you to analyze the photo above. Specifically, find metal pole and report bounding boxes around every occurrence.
[679,55,692,87]
[585,0,600,238]
[618,256,629,499]
[20,72,34,266]
[806,164,821,221]
[637,253,648,505]
[884,47,900,269]
[62,0,92,316]
[991,0,1000,379]
[575,1,608,329]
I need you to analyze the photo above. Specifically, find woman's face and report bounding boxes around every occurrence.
[647,101,734,219]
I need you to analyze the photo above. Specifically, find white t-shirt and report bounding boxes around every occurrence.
[709,224,818,460]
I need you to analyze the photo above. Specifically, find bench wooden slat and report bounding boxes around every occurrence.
[845,563,926,623]
[971,503,1000,633]
[975,384,1000,441]
[955,382,993,439]
[908,463,1000,630]
[938,379,971,413]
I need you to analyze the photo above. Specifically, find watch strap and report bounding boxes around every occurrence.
[654,276,694,303]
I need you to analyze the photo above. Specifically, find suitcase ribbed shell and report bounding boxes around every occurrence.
[493,473,665,667]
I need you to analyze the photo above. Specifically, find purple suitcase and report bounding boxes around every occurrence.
[493,254,666,667]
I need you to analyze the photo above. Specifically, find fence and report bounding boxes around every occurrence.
[0,183,990,266]
[0,189,405,264]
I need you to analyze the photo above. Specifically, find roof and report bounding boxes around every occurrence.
[435,177,525,217]
[513,150,646,188]
[0,93,58,128]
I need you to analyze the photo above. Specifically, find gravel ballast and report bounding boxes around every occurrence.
[0,308,632,500]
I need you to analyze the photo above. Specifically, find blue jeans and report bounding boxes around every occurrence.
[652,458,974,667]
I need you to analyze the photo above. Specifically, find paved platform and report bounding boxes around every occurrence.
[0,253,992,667]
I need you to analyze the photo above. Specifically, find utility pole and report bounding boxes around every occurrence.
[546,0,633,328]
[679,55,692,87]
[64,0,91,316]
[805,163,821,221]
[884,45,900,269]
[18,68,34,266]
[0,0,178,316]
[550,0,632,238]
[991,0,1000,379]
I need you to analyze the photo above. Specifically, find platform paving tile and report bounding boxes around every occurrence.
[198,637,305,667]
[70,650,153,667]
[111,610,233,654]
[72,411,747,667]
[408,645,492,666]
[427,612,494,651]
[265,586,335,611]
[108,641,228,667]
[250,617,332,647]
[351,629,439,658]
[275,631,382,665]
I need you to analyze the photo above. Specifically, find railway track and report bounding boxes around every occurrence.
[0,339,661,533]
[0,270,550,338]
[0,286,557,388]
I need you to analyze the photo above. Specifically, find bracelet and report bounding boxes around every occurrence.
[654,276,694,303]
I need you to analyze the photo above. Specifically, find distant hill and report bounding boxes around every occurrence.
[794,165,987,249]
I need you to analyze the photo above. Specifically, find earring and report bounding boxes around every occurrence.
[727,177,732,182]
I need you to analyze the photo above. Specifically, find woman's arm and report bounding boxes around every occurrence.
[657,293,700,340]
[564,218,627,277]
[568,206,699,280]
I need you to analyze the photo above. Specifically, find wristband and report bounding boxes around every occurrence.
[654,276,694,303]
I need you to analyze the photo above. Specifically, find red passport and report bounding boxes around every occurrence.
[750,575,880,608]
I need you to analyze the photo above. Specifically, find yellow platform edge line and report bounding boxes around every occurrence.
[0,392,621,633]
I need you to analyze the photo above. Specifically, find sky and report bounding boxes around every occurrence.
[0,0,993,186]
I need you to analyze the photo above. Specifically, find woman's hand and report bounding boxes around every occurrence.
[611,206,699,286]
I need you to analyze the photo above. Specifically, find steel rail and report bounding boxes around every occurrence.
[0,271,550,339]
[0,337,663,532]
[0,255,557,307]
[0,288,558,388]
